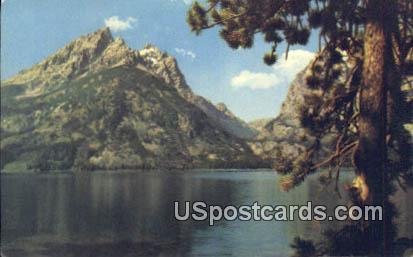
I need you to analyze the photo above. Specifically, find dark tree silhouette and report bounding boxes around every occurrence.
[187,0,413,255]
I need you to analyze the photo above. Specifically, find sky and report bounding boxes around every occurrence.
[1,0,319,122]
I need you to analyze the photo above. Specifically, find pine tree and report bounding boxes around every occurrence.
[187,0,413,255]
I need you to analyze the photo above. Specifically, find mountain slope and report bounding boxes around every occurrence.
[0,28,260,171]
[248,118,273,134]
[137,44,257,139]
[249,50,413,164]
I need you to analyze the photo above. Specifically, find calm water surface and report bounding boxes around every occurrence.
[1,170,412,257]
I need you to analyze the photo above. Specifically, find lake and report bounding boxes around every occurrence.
[1,170,412,257]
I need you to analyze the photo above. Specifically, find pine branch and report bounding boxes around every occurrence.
[205,2,218,13]
[311,141,358,170]
[202,12,246,29]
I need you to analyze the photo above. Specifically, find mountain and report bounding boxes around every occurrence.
[249,50,413,164]
[137,45,258,139]
[194,101,258,139]
[249,51,358,163]
[247,65,327,163]
[136,44,258,140]
[0,28,261,171]
[248,118,273,133]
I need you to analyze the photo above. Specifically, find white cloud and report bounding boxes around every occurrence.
[230,49,315,90]
[175,48,196,59]
[273,49,315,82]
[231,71,280,90]
[104,16,137,32]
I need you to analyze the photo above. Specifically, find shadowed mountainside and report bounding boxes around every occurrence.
[0,28,261,171]
[249,51,413,165]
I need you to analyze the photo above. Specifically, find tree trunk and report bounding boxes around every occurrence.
[353,0,397,254]
[356,2,387,204]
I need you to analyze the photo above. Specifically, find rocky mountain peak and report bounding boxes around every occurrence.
[139,44,192,97]
[79,27,114,49]
[4,28,116,86]
[1,28,262,171]
[99,36,140,67]
[1,27,270,171]
[139,44,167,60]
[3,28,194,99]
[45,27,114,67]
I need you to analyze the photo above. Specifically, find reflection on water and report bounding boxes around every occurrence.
[1,170,412,257]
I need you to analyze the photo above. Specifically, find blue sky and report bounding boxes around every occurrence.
[1,0,318,121]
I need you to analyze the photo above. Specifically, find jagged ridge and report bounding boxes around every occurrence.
[0,28,262,171]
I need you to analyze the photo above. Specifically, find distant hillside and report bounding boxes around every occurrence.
[134,43,258,140]
[0,28,262,171]
[249,50,413,164]
[248,118,273,133]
